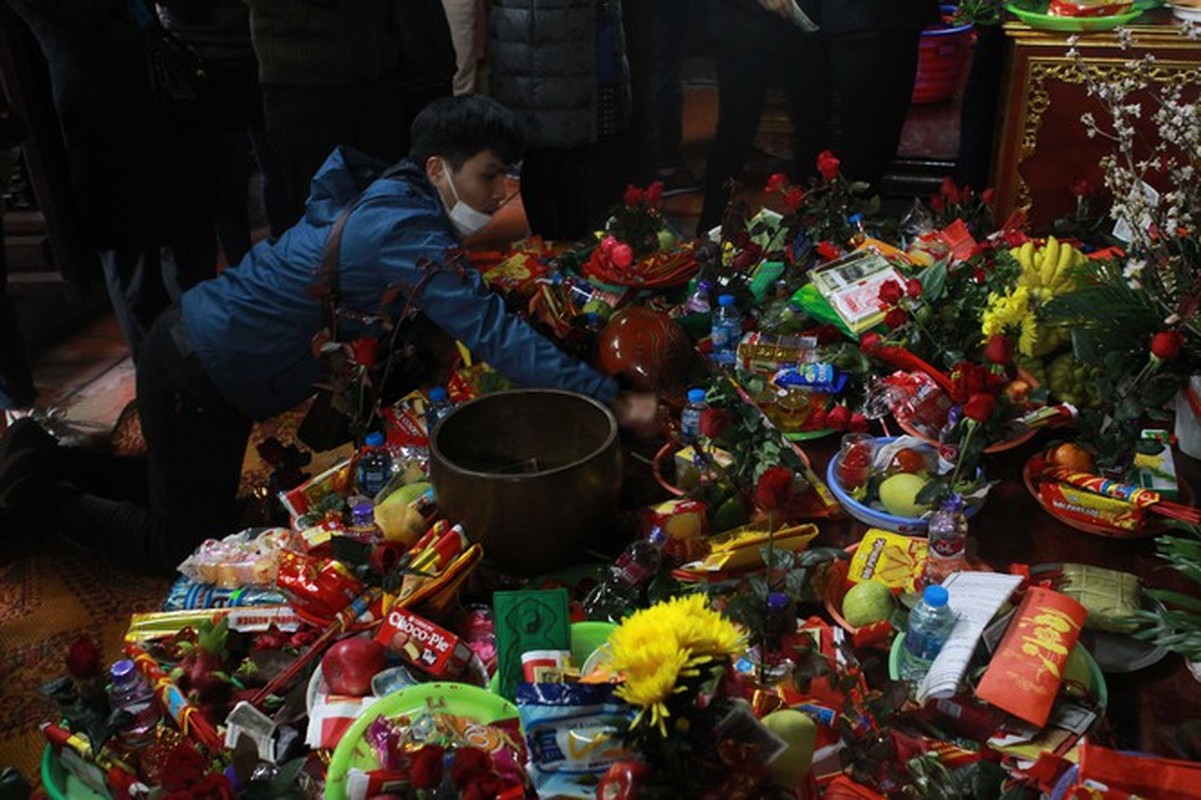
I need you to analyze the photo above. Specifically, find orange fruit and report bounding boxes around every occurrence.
[1048,443,1095,474]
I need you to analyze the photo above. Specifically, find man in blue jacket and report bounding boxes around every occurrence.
[0,95,655,572]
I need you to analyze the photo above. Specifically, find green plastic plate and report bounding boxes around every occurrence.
[325,682,519,800]
[41,747,108,800]
[1006,0,1160,31]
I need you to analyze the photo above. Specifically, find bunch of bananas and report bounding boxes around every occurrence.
[1046,352,1102,409]
[1011,236,1089,295]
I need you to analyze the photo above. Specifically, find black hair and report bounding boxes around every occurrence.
[408,95,524,170]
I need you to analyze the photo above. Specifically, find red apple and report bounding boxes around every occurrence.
[321,637,387,696]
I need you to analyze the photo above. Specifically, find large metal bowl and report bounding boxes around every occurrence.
[429,390,622,574]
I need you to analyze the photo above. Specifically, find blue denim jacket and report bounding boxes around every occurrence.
[180,147,617,420]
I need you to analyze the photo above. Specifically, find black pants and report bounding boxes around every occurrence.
[521,134,632,242]
[50,307,251,573]
[698,27,923,234]
[0,217,35,410]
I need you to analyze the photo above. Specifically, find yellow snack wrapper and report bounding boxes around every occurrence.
[846,529,928,593]
[698,523,819,571]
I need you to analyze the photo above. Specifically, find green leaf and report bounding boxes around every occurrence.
[1146,589,1201,613]
[918,259,949,301]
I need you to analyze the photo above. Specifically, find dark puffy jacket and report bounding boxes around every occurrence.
[489,0,630,149]
[709,0,939,50]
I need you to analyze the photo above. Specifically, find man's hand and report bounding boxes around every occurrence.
[757,0,795,19]
[612,392,663,440]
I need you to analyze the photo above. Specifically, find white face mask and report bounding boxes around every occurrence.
[440,158,493,238]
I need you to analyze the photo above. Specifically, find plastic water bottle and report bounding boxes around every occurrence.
[684,279,712,314]
[356,431,393,498]
[900,586,956,682]
[935,406,964,475]
[923,495,969,586]
[583,529,667,622]
[107,659,163,748]
[680,388,707,443]
[425,387,456,434]
[711,294,742,366]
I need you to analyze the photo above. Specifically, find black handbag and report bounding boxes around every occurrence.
[145,24,208,107]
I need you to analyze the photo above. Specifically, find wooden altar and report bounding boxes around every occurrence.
[992,9,1201,231]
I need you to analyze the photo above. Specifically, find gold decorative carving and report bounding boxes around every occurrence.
[1013,55,1201,213]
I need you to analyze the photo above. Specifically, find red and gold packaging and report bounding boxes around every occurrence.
[375,608,474,678]
[975,587,1086,728]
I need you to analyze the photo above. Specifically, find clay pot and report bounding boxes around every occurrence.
[429,390,622,575]
[596,306,701,406]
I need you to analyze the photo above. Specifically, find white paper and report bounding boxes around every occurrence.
[916,571,1023,704]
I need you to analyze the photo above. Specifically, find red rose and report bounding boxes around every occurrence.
[930,194,947,213]
[816,149,841,181]
[983,334,1014,365]
[884,308,908,330]
[765,172,788,193]
[65,635,102,680]
[815,240,842,261]
[188,774,235,800]
[905,278,922,299]
[1151,330,1185,361]
[451,747,493,789]
[645,181,664,205]
[160,744,209,791]
[859,332,882,352]
[783,186,805,212]
[964,393,997,423]
[877,279,903,306]
[849,412,869,433]
[940,177,962,206]
[369,542,407,577]
[610,242,634,269]
[350,337,378,368]
[972,267,987,285]
[981,188,996,205]
[754,466,794,511]
[622,184,643,207]
[811,324,842,345]
[1068,178,1095,198]
[827,404,851,432]
[699,407,729,438]
[410,745,445,789]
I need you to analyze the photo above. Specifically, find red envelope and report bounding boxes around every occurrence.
[975,587,1086,728]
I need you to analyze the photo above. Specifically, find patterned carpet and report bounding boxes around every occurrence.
[0,402,345,788]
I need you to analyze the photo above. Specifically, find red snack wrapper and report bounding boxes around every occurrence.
[1048,0,1133,16]
[280,458,353,520]
[382,401,430,448]
[376,607,474,678]
[975,587,1086,728]
[641,498,709,565]
[276,550,367,623]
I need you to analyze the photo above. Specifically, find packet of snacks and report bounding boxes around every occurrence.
[1048,0,1132,14]
[177,527,302,587]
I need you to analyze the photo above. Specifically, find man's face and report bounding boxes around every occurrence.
[427,150,511,215]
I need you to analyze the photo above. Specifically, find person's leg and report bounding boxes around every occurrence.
[783,35,832,185]
[643,0,692,182]
[440,0,479,94]
[353,70,411,165]
[697,44,773,234]
[100,246,170,363]
[0,218,35,413]
[519,147,566,240]
[260,83,348,230]
[829,28,922,189]
[50,310,251,572]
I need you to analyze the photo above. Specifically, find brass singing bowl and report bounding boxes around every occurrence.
[429,389,623,574]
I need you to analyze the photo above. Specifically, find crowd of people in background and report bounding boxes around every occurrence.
[0,0,937,431]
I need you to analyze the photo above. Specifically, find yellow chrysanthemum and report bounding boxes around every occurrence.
[607,596,745,736]
[612,640,690,735]
[1018,314,1040,357]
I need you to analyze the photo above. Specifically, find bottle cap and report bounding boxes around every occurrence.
[767,591,790,612]
[696,279,712,291]
[351,502,375,523]
[110,658,136,683]
[687,388,707,404]
[922,585,949,607]
[718,294,735,307]
[429,387,449,403]
[647,527,667,547]
[365,431,386,447]
[848,213,864,225]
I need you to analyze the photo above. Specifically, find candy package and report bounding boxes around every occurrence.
[176,527,302,588]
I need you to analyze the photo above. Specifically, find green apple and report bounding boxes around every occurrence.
[878,473,932,518]
[374,481,432,545]
[841,581,895,628]
[762,709,817,789]
[657,229,676,251]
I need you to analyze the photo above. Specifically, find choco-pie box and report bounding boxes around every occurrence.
[375,607,474,679]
